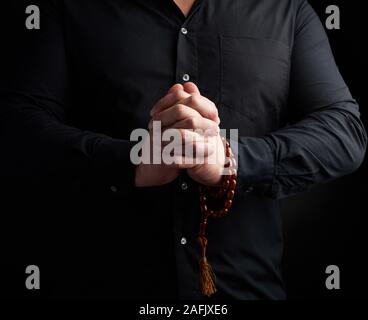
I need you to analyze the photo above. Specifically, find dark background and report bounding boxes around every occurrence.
[0,1,366,299]
[282,0,368,299]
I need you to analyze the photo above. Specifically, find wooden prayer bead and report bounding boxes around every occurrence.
[227,190,235,201]
[225,200,232,209]
[229,179,236,189]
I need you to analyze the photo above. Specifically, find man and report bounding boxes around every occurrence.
[0,0,366,299]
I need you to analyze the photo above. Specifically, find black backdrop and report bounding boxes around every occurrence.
[281,0,367,299]
[0,1,366,299]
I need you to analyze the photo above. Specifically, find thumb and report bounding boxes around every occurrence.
[183,82,201,95]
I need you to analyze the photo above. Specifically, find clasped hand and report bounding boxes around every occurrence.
[135,82,225,187]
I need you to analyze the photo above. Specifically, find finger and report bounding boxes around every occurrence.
[183,82,200,95]
[179,94,220,124]
[164,156,197,169]
[170,117,219,136]
[149,104,201,130]
[151,89,191,116]
[163,152,217,168]
[162,154,211,168]
[161,129,216,158]
[168,83,184,93]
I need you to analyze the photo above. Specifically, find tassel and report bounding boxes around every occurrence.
[198,235,217,296]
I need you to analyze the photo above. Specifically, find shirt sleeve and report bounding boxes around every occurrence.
[235,0,367,199]
[0,0,137,192]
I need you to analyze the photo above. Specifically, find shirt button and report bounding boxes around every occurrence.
[182,74,190,82]
[181,182,188,190]
[181,237,187,245]
[181,27,188,35]
[110,185,118,193]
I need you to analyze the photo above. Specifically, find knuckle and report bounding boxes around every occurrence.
[211,121,220,131]
[190,94,201,106]
[212,103,219,115]
[175,104,187,117]
[186,117,197,128]
[173,90,183,101]
[209,101,218,116]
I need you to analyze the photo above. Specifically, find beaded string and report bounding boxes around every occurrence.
[198,137,237,296]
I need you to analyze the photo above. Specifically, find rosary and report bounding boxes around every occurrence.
[197,137,238,297]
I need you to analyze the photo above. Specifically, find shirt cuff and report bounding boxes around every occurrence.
[233,136,275,196]
[90,137,137,193]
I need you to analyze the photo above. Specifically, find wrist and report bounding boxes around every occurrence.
[134,164,145,187]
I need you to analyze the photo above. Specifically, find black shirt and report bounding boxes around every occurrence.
[0,0,366,299]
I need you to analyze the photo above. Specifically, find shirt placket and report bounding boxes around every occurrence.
[172,6,203,299]
[175,5,200,85]
[175,25,198,84]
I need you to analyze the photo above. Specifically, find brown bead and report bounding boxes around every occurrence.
[223,179,230,189]
[225,200,233,209]
[229,179,237,189]
[216,208,229,218]
[211,211,219,218]
[227,190,235,200]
